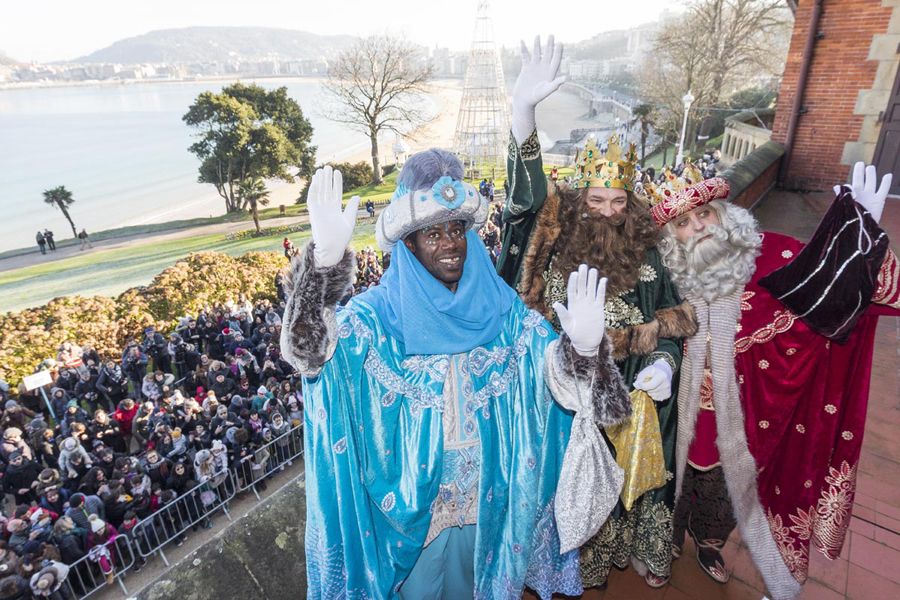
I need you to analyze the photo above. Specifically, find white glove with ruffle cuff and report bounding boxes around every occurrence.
[633,359,673,401]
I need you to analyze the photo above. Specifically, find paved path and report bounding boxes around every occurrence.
[0,216,309,273]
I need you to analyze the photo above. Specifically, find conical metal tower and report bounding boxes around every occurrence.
[453,0,510,179]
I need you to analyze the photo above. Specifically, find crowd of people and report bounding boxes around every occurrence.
[0,295,305,598]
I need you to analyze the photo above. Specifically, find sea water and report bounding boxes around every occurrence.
[0,79,424,252]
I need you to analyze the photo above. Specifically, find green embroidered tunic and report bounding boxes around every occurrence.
[498,129,684,585]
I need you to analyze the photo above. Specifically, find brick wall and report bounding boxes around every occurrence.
[772,0,894,191]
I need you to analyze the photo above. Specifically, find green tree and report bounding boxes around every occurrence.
[237,177,271,233]
[630,104,656,167]
[183,83,316,213]
[42,185,77,237]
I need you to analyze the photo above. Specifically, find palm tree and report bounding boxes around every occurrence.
[630,104,655,168]
[237,178,271,233]
[42,186,77,237]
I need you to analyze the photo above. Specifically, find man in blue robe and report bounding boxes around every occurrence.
[280,150,632,599]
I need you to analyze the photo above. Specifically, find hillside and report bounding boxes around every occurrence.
[72,27,356,64]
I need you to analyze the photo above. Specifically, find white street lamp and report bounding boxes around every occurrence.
[675,90,695,167]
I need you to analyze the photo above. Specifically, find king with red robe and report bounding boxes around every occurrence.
[651,168,898,599]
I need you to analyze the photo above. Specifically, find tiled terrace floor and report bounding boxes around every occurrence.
[530,191,900,600]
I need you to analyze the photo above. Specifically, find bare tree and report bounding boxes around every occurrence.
[319,35,435,185]
[640,0,792,159]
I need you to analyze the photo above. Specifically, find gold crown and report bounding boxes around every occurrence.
[682,159,704,185]
[646,170,687,207]
[573,134,639,191]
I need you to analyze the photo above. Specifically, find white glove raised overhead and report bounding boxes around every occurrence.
[512,34,565,146]
[307,165,360,268]
[553,264,607,356]
[834,161,893,224]
[633,359,673,402]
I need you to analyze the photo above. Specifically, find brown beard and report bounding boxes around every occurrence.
[553,188,660,296]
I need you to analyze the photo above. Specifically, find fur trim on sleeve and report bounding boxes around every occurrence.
[606,301,698,361]
[279,242,355,377]
[545,334,632,427]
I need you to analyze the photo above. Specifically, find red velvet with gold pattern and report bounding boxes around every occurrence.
[650,177,731,227]
[714,233,898,583]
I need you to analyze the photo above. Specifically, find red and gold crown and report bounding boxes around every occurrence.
[649,177,730,228]
[573,134,638,191]
[682,159,704,185]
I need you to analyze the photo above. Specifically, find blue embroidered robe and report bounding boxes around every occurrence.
[303,295,582,599]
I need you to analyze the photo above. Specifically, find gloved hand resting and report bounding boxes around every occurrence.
[512,34,565,146]
[633,360,673,401]
[307,165,360,268]
[833,161,892,224]
[553,264,607,356]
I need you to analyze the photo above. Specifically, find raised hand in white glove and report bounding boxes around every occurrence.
[633,359,673,401]
[512,34,565,146]
[307,165,360,268]
[833,161,892,224]
[553,264,607,356]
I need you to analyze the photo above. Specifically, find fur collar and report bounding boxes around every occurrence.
[517,189,699,355]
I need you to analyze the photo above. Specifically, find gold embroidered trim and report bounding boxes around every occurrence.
[734,311,798,355]
[874,250,899,307]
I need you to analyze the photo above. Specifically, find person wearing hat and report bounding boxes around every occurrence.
[59,401,89,439]
[1,401,35,433]
[649,166,899,597]
[282,145,632,598]
[2,449,40,506]
[29,561,70,598]
[142,326,171,375]
[250,386,270,414]
[65,493,105,532]
[86,515,117,585]
[57,437,92,481]
[0,428,33,463]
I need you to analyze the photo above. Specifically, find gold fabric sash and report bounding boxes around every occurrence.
[605,390,666,511]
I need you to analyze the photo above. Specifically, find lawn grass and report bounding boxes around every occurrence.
[0,221,378,313]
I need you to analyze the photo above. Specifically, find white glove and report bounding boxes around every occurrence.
[833,161,892,224]
[633,359,673,401]
[512,35,565,146]
[307,165,360,268]
[553,264,607,356]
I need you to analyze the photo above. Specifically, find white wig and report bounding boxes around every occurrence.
[658,200,763,302]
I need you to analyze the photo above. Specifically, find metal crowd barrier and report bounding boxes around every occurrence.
[63,535,136,599]
[129,467,237,567]
[65,422,305,598]
[234,422,305,500]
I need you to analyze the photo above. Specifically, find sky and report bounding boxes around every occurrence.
[1,0,678,63]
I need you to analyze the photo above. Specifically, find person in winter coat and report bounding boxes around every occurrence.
[76,468,107,498]
[87,410,125,454]
[65,494,105,531]
[51,516,86,565]
[85,515,117,585]
[141,449,172,488]
[28,421,59,471]
[141,371,171,402]
[57,438,93,481]
[101,482,133,530]
[73,371,101,415]
[0,429,33,462]
[268,412,293,466]
[112,398,137,451]
[164,461,193,494]
[59,403,89,439]
[0,573,30,600]
[96,361,129,411]
[164,429,187,462]
[29,560,70,598]
[39,487,69,517]
[210,405,238,441]
[2,451,40,505]
[4,520,31,555]
[1,401,36,433]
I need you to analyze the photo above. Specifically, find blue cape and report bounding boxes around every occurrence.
[356,230,516,356]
